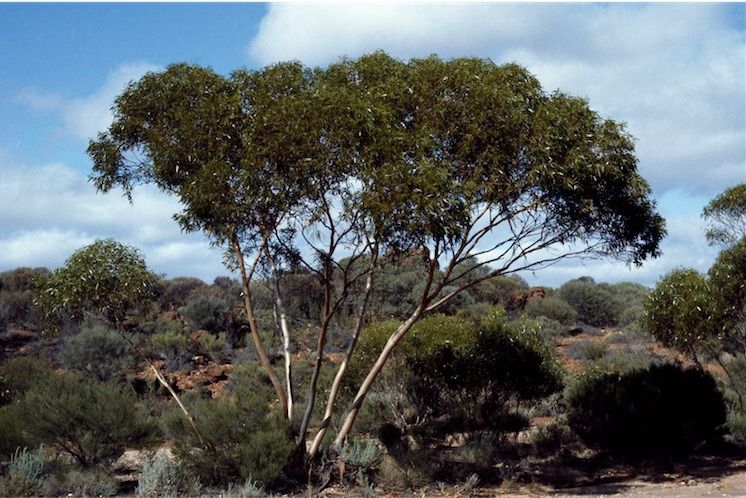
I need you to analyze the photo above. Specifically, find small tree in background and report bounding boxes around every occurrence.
[642,268,721,369]
[33,239,202,442]
[703,183,746,248]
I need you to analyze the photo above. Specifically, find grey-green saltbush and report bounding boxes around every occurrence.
[0,446,45,497]
[137,449,200,497]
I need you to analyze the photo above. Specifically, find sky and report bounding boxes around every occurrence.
[0,3,744,287]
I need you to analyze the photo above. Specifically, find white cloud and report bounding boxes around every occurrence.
[16,62,160,140]
[248,3,745,196]
[0,153,228,282]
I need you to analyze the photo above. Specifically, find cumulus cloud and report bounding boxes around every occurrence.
[16,62,160,140]
[0,153,228,282]
[248,3,745,196]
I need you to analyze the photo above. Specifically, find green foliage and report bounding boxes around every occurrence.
[34,239,158,332]
[0,447,45,497]
[469,275,528,307]
[524,296,578,325]
[180,294,230,333]
[642,268,721,358]
[165,377,295,487]
[59,323,135,381]
[702,183,746,247]
[157,277,208,310]
[709,238,746,346]
[11,372,155,466]
[567,363,726,455]
[349,310,562,446]
[559,278,621,327]
[136,449,200,498]
[0,356,53,406]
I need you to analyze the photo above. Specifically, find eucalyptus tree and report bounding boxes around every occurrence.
[89,53,666,454]
[33,240,201,440]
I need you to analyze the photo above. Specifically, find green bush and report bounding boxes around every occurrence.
[567,363,726,455]
[149,320,190,371]
[11,373,155,466]
[180,294,230,333]
[524,296,578,325]
[165,381,295,487]
[157,277,207,310]
[59,324,135,381]
[642,268,721,361]
[559,278,621,327]
[0,356,53,406]
[348,310,563,449]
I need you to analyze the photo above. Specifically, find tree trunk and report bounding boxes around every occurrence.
[309,268,375,457]
[273,277,295,421]
[333,308,423,446]
[232,235,289,418]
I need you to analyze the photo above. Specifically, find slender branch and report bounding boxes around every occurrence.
[232,232,289,418]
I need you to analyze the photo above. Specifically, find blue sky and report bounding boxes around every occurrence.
[0,3,744,287]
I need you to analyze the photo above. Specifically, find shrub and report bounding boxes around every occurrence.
[0,447,45,497]
[0,356,53,406]
[149,322,190,371]
[157,277,207,310]
[39,468,118,497]
[59,324,135,381]
[165,383,295,487]
[642,268,721,362]
[348,310,563,450]
[13,373,155,466]
[524,296,578,325]
[531,420,583,457]
[180,294,230,333]
[567,363,726,455]
[136,449,200,497]
[559,278,621,327]
[0,267,47,331]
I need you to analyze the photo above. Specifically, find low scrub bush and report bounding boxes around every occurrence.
[180,294,230,333]
[10,373,155,466]
[39,467,118,497]
[0,356,53,406]
[567,363,726,455]
[348,310,563,456]
[524,296,578,325]
[59,324,135,380]
[164,380,295,487]
[559,278,621,327]
[0,447,45,497]
[136,449,200,497]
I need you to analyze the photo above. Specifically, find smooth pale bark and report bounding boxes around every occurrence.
[333,309,423,446]
[309,268,375,457]
[272,276,295,421]
[232,235,289,418]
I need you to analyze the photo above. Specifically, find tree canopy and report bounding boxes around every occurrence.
[703,183,746,247]
[34,239,157,332]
